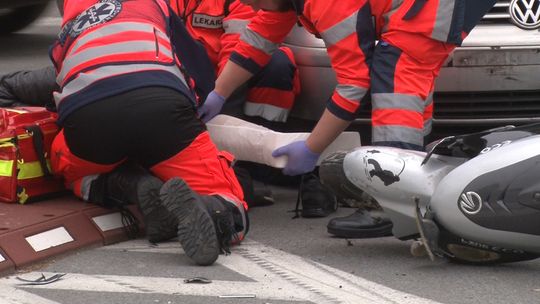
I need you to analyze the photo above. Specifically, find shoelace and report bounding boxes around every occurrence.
[292,174,307,219]
[118,205,140,239]
[100,194,141,239]
[213,211,238,255]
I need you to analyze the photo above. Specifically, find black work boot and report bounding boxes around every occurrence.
[327,209,393,238]
[89,163,177,243]
[295,173,338,218]
[200,195,245,254]
[159,178,221,266]
[233,164,274,208]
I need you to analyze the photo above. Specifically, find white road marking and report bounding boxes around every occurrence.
[92,212,123,232]
[25,227,74,252]
[0,239,443,304]
[0,286,61,304]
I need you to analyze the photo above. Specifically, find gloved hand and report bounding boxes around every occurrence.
[198,90,225,123]
[272,140,320,176]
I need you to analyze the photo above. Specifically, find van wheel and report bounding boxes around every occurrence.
[0,3,49,35]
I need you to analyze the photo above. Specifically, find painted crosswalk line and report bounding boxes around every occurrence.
[0,239,442,304]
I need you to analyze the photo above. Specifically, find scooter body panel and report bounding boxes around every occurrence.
[343,147,466,239]
[431,135,540,254]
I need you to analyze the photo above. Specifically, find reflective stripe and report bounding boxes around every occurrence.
[336,84,368,103]
[58,40,173,84]
[55,63,187,103]
[423,118,433,136]
[372,93,424,112]
[240,27,277,55]
[223,19,249,34]
[431,0,456,42]
[80,174,100,201]
[17,160,52,180]
[67,22,164,58]
[382,0,404,32]
[0,160,14,177]
[320,11,358,47]
[372,125,424,146]
[423,93,433,136]
[425,93,433,107]
[244,101,289,122]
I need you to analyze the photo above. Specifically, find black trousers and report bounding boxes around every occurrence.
[63,87,205,168]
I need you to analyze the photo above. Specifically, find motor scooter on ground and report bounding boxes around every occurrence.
[320,123,540,264]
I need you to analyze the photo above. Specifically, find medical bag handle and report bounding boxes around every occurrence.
[24,125,52,177]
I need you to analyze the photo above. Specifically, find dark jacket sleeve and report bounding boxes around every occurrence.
[0,66,58,109]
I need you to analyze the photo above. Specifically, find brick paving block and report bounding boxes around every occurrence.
[0,200,103,269]
[0,248,15,275]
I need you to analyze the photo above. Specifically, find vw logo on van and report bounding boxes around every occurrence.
[459,191,483,215]
[509,0,540,30]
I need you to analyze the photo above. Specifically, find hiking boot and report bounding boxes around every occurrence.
[200,195,244,253]
[136,177,178,243]
[159,178,221,266]
[295,173,338,218]
[252,181,274,207]
[233,164,274,208]
[327,209,393,238]
[89,163,177,243]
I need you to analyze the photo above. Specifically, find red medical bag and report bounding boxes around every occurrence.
[0,107,66,204]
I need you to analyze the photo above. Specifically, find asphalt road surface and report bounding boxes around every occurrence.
[1,4,539,304]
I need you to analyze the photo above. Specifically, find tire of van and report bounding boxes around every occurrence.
[0,3,50,35]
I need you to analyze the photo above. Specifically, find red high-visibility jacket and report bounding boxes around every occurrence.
[51,0,194,123]
[231,0,489,120]
[169,0,256,74]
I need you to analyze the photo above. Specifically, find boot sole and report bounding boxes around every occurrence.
[160,178,219,266]
[137,178,178,243]
[327,222,393,239]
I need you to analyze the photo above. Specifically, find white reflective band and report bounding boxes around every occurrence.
[25,227,74,252]
[432,0,455,42]
[67,22,159,58]
[55,62,186,104]
[92,213,123,232]
[336,84,368,103]
[0,253,5,263]
[320,10,358,47]
[80,174,100,201]
[223,19,249,34]
[241,28,277,55]
[244,101,289,122]
[59,40,174,83]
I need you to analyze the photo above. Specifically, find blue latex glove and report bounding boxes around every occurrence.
[272,141,320,176]
[198,90,225,123]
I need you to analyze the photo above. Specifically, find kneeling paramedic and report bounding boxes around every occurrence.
[205,0,497,237]
[51,0,248,266]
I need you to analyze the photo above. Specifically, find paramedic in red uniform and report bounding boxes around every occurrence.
[170,0,338,219]
[169,0,300,123]
[203,0,498,237]
[1,0,337,219]
[51,0,248,266]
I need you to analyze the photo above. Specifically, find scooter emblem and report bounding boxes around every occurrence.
[459,191,483,215]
